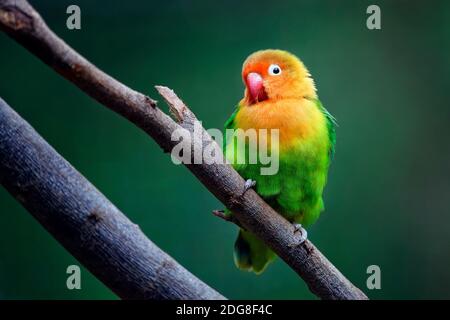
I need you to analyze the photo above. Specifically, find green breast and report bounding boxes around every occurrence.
[224,98,336,227]
[234,135,330,226]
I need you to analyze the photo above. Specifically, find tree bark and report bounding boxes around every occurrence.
[0,97,225,300]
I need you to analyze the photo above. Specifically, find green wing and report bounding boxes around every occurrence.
[314,98,337,160]
[223,106,239,150]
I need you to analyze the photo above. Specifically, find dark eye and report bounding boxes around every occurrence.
[268,64,282,76]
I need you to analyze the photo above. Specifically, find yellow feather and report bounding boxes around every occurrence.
[235,49,326,150]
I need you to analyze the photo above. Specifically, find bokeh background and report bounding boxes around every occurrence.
[1,0,449,299]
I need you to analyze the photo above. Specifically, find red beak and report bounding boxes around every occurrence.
[246,72,268,104]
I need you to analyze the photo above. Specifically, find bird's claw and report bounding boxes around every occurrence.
[293,223,308,244]
[242,179,256,195]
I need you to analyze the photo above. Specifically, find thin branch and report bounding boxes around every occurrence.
[155,85,188,122]
[0,0,368,300]
[212,210,232,222]
[0,97,225,300]
[212,210,244,229]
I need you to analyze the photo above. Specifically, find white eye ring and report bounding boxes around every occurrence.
[268,64,282,76]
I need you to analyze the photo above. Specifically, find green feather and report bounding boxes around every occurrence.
[223,98,336,273]
[223,106,239,149]
[313,98,337,159]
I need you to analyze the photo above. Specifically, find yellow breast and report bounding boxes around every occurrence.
[235,98,326,150]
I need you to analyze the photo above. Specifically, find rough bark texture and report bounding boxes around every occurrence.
[0,97,225,300]
[0,0,368,300]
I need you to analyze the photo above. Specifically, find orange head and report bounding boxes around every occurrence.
[241,49,317,105]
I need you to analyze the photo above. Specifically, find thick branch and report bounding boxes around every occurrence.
[0,97,225,300]
[0,0,368,299]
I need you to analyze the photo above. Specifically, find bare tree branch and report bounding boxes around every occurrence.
[0,0,368,299]
[0,97,225,300]
[212,210,244,229]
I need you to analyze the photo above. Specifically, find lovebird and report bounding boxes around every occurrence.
[223,49,336,274]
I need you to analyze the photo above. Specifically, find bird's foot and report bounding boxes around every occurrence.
[293,223,308,244]
[242,179,256,195]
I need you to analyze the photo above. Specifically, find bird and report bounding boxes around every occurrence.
[223,49,336,274]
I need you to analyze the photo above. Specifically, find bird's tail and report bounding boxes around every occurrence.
[233,229,276,274]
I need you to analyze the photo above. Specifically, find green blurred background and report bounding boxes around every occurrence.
[1,0,449,299]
